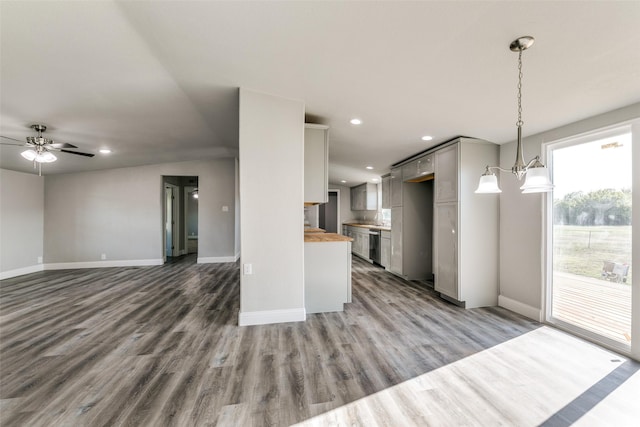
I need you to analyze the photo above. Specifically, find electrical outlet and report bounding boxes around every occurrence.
[243,263,252,275]
[222,205,229,212]
[37,256,43,264]
[101,253,107,260]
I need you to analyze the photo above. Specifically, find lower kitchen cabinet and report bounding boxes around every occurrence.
[345,225,370,260]
[381,230,391,268]
[305,240,352,313]
[433,202,458,299]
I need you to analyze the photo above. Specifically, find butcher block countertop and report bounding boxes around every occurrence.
[304,227,326,233]
[304,232,353,243]
[342,222,391,232]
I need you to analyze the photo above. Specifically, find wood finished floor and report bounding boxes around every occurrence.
[1,255,638,426]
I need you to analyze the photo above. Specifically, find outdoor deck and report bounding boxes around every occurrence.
[552,272,632,345]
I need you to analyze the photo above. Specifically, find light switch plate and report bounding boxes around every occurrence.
[243,263,252,275]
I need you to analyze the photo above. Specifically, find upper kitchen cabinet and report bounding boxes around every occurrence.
[390,167,402,207]
[381,174,391,209]
[402,153,434,182]
[304,124,329,204]
[434,145,458,202]
[350,183,378,211]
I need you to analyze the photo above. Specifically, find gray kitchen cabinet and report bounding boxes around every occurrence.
[305,240,352,313]
[402,153,434,181]
[350,183,378,211]
[433,138,499,308]
[349,226,370,260]
[434,144,458,203]
[381,175,391,209]
[433,202,458,299]
[359,228,370,259]
[344,225,365,260]
[304,124,329,204]
[417,154,435,177]
[390,207,402,275]
[381,230,391,268]
[390,167,402,207]
[350,185,364,210]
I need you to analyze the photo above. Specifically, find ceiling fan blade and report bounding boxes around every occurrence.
[0,135,26,144]
[50,142,78,149]
[59,149,95,158]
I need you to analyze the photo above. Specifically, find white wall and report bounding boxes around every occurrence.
[44,158,236,266]
[499,102,640,320]
[238,88,305,326]
[0,169,44,278]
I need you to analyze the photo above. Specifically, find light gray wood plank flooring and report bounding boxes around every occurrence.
[1,255,637,426]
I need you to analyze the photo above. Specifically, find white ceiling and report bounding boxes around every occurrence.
[1,1,639,185]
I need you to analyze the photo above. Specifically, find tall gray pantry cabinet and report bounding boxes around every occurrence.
[433,138,499,308]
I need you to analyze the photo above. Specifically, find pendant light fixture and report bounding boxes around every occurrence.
[475,36,554,194]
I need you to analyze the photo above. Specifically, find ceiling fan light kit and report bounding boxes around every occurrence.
[475,36,554,195]
[21,149,57,163]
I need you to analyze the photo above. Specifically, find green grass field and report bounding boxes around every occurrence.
[553,225,632,284]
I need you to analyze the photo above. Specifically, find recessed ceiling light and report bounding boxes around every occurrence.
[372,178,379,182]
[421,135,433,141]
[366,166,374,170]
[99,149,112,154]
[350,118,362,125]
[340,180,347,183]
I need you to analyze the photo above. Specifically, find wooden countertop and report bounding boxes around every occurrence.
[342,222,391,232]
[304,227,326,233]
[304,232,353,243]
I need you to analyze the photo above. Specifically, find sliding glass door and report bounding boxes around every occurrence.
[547,126,632,350]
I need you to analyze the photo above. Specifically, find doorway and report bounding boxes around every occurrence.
[319,189,340,233]
[546,125,632,351]
[162,176,199,263]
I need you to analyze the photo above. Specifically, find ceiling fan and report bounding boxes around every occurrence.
[0,124,94,175]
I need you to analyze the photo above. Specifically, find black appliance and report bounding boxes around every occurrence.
[369,229,381,264]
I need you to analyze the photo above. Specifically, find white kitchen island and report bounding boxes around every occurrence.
[304,232,352,314]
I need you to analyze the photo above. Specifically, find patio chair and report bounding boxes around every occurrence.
[602,261,629,283]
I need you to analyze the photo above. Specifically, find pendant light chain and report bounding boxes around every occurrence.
[516,49,523,128]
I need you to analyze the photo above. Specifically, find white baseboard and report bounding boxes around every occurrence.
[44,259,164,270]
[498,295,542,322]
[198,256,237,264]
[0,264,44,280]
[235,252,240,262]
[238,308,306,326]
